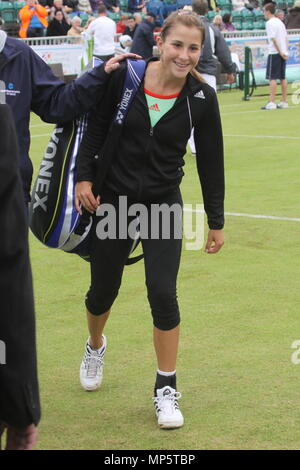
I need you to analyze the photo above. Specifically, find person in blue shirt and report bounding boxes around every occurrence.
[127,0,145,14]
[19,0,49,38]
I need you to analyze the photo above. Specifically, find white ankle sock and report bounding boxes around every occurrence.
[157,369,176,377]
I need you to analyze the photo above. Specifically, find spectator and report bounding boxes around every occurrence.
[85,15,96,27]
[38,0,52,11]
[115,33,132,54]
[49,0,71,22]
[123,15,138,38]
[231,0,246,10]
[0,26,139,203]
[130,11,156,58]
[64,0,79,11]
[128,0,145,14]
[285,0,300,29]
[133,12,142,24]
[47,9,71,35]
[116,14,129,34]
[86,4,116,60]
[276,9,285,22]
[213,14,224,30]
[0,104,40,451]
[19,0,48,38]
[246,0,259,8]
[103,0,120,13]
[156,0,178,26]
[182,5,193,11]
[67,15,84,35]
[261,2,289,110]
[222,13,236,31]
[89,0,102,13]
[192,1,235,91]
[77,0,92,13]
[208,0,216,8]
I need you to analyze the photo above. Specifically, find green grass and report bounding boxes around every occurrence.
[29,85,300,449]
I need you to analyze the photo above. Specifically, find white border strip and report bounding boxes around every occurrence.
[222,105,300,116]
[224,134,300,139]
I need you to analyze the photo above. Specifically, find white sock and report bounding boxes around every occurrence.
[157,369,176,377]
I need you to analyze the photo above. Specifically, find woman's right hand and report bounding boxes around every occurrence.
[75,181,100,215]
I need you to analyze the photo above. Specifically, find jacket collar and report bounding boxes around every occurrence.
[143,19,155,30]
[1,36,23,60]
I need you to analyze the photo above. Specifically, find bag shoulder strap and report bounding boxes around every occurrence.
[113,58,146,126]
[93,58,146,194]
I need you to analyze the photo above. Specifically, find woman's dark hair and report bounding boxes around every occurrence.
[222,13,231,24]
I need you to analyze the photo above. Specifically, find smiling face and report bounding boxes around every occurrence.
[157,24,203,80]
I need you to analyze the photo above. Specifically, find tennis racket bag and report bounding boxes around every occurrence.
[29,58,146,262]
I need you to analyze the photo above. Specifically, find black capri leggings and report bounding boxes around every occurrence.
[86,189,183,331]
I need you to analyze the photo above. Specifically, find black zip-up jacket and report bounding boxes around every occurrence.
[77,59,225,230]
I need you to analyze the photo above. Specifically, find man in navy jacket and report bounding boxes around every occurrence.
[130,12,156,59]
[0,104,39,450]
[0,29,136,203]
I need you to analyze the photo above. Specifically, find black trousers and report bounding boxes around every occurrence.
[27,27,45,38]
[86,189,183,331]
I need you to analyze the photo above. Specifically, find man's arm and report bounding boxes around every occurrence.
[30,51,110,123]
[143,27,156,47]
[30,51,140,124]
[271,37,288,59]
[213,26,235,75]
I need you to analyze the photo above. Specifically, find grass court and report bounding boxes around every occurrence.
[29,85,300,450]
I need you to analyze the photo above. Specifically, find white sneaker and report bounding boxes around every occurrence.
[277,101,289,108]
[153,386,184,429]
[80,335,106,391]
[261,102,277,110]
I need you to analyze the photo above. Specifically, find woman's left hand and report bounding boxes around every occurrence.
[104,53,142,74]
[205,229,224,254]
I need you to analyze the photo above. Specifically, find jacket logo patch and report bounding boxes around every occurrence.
[149,103,160,112]
[194,91,205,99]
[0,80,21,98]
